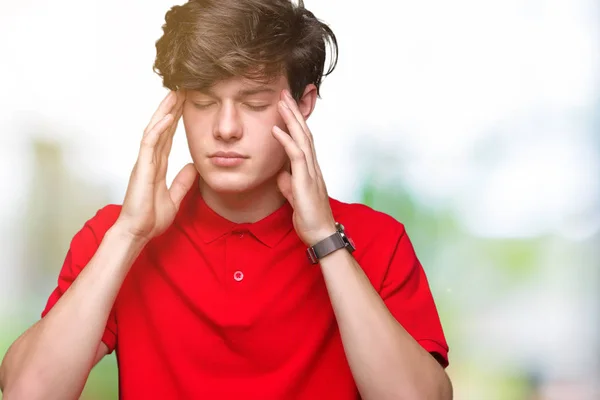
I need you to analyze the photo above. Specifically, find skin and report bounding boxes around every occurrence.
[182,76,453,398]
[0,76,319,400]
[182,75,319,228]
[0,90,195,400]
[272,88,453,400]
[0,74,452,399]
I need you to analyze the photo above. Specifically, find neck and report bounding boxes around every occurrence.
[198,179,288,224]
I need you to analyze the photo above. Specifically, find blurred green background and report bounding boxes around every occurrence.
[1,0,599,399]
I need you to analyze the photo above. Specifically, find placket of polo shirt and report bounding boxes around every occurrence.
[225,229,252,287]
[223,228,257,329]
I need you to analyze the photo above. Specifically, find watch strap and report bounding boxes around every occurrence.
[306,225,354,264]
[308,232,346,264]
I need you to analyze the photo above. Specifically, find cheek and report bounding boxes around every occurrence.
[272,113,287,133]
[267,115,291,158]
[182,110,195,137]
[262,135,289,170]
[182,111,208,143]
[261,119,286,148]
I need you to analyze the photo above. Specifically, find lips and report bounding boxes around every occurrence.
[208,151,248,167]
[209,151,248,159]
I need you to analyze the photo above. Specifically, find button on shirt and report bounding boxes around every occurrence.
[41,180,449,399]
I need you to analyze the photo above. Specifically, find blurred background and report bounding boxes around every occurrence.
[1,0,599,398]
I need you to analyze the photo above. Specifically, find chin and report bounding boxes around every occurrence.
[201,172,264,194]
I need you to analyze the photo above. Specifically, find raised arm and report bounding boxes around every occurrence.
[0,90,197,400]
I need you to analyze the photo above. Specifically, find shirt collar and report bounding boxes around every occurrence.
[180,177,294,248]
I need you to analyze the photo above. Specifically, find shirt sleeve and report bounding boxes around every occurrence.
[40,205,122,354]
[379,226,450,368]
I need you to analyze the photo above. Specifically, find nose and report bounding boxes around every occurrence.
[214,102,243,142]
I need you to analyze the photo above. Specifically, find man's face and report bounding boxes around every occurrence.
[182,75,292,194]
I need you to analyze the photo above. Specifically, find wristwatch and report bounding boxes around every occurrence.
[306,222,356,264]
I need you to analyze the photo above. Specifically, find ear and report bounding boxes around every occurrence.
[295,84,318,121]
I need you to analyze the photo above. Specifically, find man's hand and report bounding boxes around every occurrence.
[117,90,198,241]
[271,89,337,247]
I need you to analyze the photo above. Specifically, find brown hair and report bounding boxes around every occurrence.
[152,0,338,100]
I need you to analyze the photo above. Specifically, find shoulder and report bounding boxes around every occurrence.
[52,204,123,278]
[329,197,406,239]
[40,204,123,321]
[71,204,122,248]
[82,204,122,238]
[328,196,410,267]
[328,197,418,288]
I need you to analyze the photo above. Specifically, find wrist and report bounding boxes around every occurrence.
[317,242,355,267]
[108,222,150,250]
[308,224,338,247]
[306,222,356,265]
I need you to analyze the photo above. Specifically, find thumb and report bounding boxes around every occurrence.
[276,169,294,208]
[169,163,198,209]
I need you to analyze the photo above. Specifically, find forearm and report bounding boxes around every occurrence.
[0,223,146,400]
[319,249,452,400]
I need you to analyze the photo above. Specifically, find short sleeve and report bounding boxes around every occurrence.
[41,205,122,354]
[379,226,450,368]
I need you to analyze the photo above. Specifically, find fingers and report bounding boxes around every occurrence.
[157,90,185,157]
[137,91,185,182]
[276,169,294,207]
[276,101,316,177]
[144,91,178,136]
[281,90,326,183]
[169,163,198,209]
[279,92,320,178]
[138,113,174,166]
[281,90,314,143]
[272,125,311,185]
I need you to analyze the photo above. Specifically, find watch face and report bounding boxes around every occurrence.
[335,221,355,252]
[339,231,355,252]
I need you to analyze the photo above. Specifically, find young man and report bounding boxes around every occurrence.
[0,0,452,399]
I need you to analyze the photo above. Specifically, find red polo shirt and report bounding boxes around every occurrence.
[42,183,449,399]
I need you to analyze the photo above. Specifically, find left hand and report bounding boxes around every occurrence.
[271,89,337,247]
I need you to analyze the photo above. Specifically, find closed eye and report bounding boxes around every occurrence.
[245,104,269,111]
[192,102,215,110]
[192,102,269,111]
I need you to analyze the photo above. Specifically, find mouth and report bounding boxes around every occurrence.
[209,151,248,159]
[208,151,248,167]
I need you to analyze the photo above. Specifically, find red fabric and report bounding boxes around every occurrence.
[42,184,449,399]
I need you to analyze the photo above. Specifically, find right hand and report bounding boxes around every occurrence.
[117,90,198,242]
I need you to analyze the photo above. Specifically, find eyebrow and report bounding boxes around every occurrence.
[193,86,276,99]
[236,87,277,97]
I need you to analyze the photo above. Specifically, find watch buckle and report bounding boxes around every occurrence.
[306,247,319,264]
